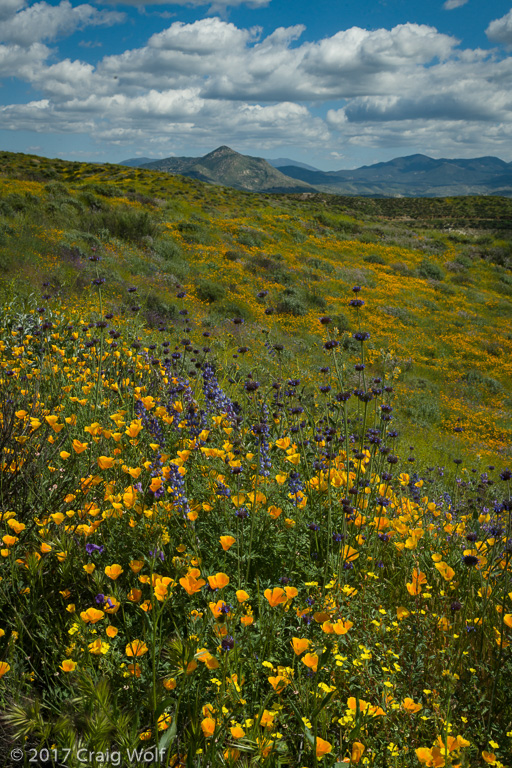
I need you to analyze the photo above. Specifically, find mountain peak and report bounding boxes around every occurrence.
[205,145,240,159]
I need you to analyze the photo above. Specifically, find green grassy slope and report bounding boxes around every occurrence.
[0,149,511,470]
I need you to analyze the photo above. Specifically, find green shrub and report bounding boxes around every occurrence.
[177,219,213,244]
[153,237,183,261]
[276,287,307,316]
[86,207,160,243]
[363,253,386,265]
[381,306,414,325]
[144,293,178,327]
[417,259,444,281]
[195,280,227,304]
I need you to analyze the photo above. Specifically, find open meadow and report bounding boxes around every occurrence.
[0,151,511,767]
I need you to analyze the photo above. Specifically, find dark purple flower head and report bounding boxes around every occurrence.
[95,593,105,605]
[221,636,235,652]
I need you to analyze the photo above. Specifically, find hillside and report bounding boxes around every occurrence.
[0,148,511,468]
[121,148,512,197]
[1,149,512,764]
[137,145,314,193]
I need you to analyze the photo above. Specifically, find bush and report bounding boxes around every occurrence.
[196,280,227,304]
[363,253,386,265]
[86,208,160,243]
[276,287,308,316]
[153,237,183,261]
[416,259,444,281]
[144,293,178,327]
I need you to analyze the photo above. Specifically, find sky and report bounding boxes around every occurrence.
[1,0,512,170]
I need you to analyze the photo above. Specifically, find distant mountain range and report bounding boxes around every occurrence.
[120,146,512,197]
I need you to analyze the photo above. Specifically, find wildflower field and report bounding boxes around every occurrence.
[0,151,511,767]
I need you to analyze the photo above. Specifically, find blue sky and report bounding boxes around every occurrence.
[1,0,512,169]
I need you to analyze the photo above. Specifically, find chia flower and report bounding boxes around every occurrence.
[221,636,235,652]
[353,331,370,342]
[85,543,104,555]
[462,555,478,567]
[451,601,462,612]
[95,593,105,605]
[500,469,511,481]
[349,299,364,308]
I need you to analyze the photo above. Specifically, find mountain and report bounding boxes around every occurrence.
[266,157,321,172]
[120,148,512,197]
[119,157,157,167]
[132,146,314,193]
[278,154,512,197]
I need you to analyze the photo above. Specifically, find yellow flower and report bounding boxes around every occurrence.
[236,590,250,603]
[351,742,365,764]
[180,573,205,595]
[97,456,115,470]
[72,440,88,454]
[291,637,310,655]
[301,653,319,672]
[260,710,275,728]
[106,626,118,638]
[402,698,422,713]
[268,675,289,693]
[163,677,176,690]
[129,559,144,573]
[104,596,120,614]
[220,536,236,551]
[126,639,149,657]
[105,564,123,580]
[60,660,77,672]
[230,725,245,739]
[316,737,332,760]
[264,587,287,607]
[88,639,109,655]
[83,563,95,574]
[201,717,216,738]
[207,572,229,590]
[80,608,104,624]
[0,662,11,678]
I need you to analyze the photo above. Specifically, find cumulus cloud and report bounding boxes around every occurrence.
[0,0,26,21]
[0,1,123,46]
[443,0,468,10]
[486,9,512,47]
[1,13,512,161]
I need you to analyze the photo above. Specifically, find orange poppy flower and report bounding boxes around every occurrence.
[207,572,229,590]
[264,587,287,607]
[220,536,236,551]
[291,637,310,655]
[105,564,123,580]
[125,639,149,657]
[316,737,332,760]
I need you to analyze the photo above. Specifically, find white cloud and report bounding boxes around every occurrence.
[1,14,512,162]
[0,0,26,21]
[486,9,512,47]
[443,0,468,10]
[0,41,49,78]
[0,1,123,46]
